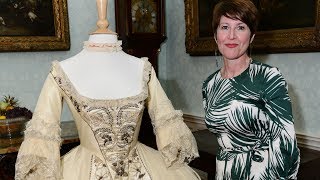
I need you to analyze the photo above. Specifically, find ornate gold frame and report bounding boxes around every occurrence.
[0,0,70,52]
[184,0,320,55]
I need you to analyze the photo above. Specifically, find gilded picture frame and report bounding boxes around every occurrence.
[0,0,70,52]
[184,0,320,56]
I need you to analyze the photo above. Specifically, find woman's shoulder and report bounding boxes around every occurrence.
[251,59,282,74]
[203,69,220,87]
[250,59,285,84]
[251,59,273,68]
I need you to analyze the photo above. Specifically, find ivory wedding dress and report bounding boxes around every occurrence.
[15,41,200,180]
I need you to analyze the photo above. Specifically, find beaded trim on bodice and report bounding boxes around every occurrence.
[83,41,123,52]
[50,59,151,164]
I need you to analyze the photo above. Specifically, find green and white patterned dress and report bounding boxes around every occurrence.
[202,60,300,180]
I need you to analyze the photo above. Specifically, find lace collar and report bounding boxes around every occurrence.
[83,40,123,52]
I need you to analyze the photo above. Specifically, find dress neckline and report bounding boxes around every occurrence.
[51,58,151,104]
[219,59,253,80]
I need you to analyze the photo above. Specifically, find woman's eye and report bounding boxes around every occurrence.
[220,25,229,30]
[237,26,246,30]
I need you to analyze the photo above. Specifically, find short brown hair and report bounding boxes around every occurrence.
[212,0,259,36]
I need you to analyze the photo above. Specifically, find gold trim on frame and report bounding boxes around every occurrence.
[0,0,70,52]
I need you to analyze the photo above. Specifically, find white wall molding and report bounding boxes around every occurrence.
[296,134,320,151]
[183,114,207,132]
[183,114,320,151]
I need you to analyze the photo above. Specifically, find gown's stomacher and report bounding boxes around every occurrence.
[15,59,199,180]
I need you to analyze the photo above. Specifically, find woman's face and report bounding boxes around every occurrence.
[215,15,253,61]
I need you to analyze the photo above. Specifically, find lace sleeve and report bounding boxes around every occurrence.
[146,67,199,168]
[15,74,63,180]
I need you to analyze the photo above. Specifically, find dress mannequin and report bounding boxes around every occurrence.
[60,0,143,99]
[15,1,200,179]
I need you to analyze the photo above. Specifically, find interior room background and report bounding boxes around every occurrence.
[0,0,319,148]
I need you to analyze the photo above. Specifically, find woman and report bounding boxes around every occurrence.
[202,0,300,179]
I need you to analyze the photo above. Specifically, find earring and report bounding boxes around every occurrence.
[215,49,218,67]
[249,43,253,58]
[248,34,255,58]
[214,49,222,68]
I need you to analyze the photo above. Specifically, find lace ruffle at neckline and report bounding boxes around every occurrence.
[83,41,123,52]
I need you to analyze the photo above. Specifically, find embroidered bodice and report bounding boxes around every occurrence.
[52,60,152,177]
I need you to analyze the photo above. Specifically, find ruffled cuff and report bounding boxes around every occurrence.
[155,112,199,168]
[15,138,61,180]
[15,155,60,180]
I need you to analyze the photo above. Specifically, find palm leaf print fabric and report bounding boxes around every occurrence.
[202,60,300,180]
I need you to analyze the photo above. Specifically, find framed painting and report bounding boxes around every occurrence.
[184,0,320,55]
[0,0,70,52]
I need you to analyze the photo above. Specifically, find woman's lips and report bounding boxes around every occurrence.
[225,44,238,48]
